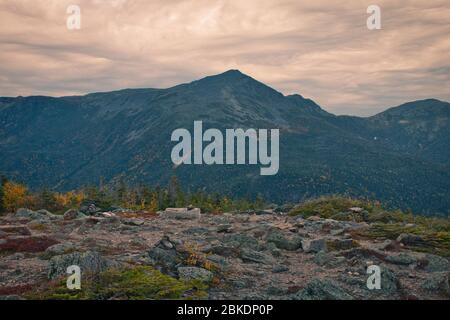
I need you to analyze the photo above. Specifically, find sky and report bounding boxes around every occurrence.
[0,0,449,116]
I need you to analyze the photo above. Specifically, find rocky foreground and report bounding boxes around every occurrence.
[0,204,449,300]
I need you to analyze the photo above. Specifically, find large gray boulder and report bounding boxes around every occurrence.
[265,230,302,251]
[47,250,113,279]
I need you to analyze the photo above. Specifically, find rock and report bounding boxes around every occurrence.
[272,265,289,273]
[421,272,450,296]
[15,208,42,220]
[378,239,397,251]
[422,254,450,273]
[314,251,345,268]
[294,279,353,300]
[379,266,400,295]
[206,244,240,257]
[79,201,103,215]
[44,242,76,257]
[63,209,86,220]
[36,209,60,220]
[265,230,302,251]
[330,228,345,236]
[302,238,327,253]
[216,224,233,233]
[147,237,184,275]
[385,253,417,266]
[0,225,31,236]
[121,218,145,226]
[223,234,260,250]
[177,267,213,282]
[48,251,113,279]
[240,248,273,265]
[307,216,321,222]
[349,207,363,213]
[162,208,201,220]
[396,233,424,246]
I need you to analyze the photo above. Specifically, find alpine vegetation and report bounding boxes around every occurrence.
[171,121,279,175]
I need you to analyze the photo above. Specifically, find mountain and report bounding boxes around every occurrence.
[0,70,449,215]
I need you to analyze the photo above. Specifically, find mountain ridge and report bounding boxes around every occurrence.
[0,70,449,215]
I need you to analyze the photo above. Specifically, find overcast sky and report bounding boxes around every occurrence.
[0,0,449,116]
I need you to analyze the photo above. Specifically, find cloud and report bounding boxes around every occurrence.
[0,0,448,115]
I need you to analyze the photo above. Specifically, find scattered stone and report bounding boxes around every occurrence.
[177,267,213,282]
[272,265,289,273]
[44,242,76,257]
[240,248,273,264]
[422,254,450,273]
[79,202,103,215]
[162,208,201,220]
[63,209,86,220]
[421,272,450,296]
[294,279,353,300]
[386,253,417,266]
[265,230,302,251]
[15,208,43,220]
[121,218,145,226]
[396,233,424,246]
[216,224,233,233]
[302,238,327,253]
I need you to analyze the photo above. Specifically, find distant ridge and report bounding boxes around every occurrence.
[0,70,449,215]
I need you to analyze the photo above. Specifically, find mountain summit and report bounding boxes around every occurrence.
[0,72,449,215]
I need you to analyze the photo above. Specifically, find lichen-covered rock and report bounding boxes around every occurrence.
[63,209,86,220]
[177,267,213,282]
[294,279,354,300]
[47,251,113,279]
[265,230,302,251]
[421,272,450,296]
[302,238,327,253]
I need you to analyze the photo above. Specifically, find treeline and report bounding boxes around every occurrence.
[0,175,266,214]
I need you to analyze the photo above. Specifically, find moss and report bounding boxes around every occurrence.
[288,195,378,219]
[26,266,209,300]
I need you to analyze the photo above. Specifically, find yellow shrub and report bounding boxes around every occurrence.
[2,181,28,212]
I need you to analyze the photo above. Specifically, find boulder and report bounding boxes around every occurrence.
[422,254,450,273]
[15,208,42,220]
[295,279,353,300]
[265,230,302,251]
[396,233,424,246]
[63,209,86,220]
[385,253,417,266]
[147,237,184,276]
[44,242,76,257]
[302,238,327,253]
[177,267,213,282]
[421,272,450,296]
[162,208,201,220]
[48,250,112,279]
[240,248,273,264]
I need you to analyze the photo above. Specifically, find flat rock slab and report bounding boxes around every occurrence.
[162,208,201,220]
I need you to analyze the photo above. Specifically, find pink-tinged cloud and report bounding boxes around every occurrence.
[0,0,449,115]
